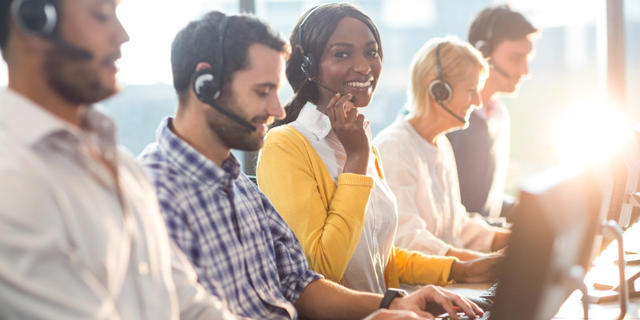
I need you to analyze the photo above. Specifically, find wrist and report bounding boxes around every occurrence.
[450,260,467,282]
[379,288,407,309]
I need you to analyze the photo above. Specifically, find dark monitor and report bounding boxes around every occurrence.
[490,167,603,320]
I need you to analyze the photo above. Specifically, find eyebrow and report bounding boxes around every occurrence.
[254,82,278,89]
[328,40,378,49]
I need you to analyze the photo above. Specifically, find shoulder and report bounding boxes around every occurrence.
[136,142,187,200]
[374,120,412,147]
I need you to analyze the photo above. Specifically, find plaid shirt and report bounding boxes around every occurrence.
[138,117,322,320]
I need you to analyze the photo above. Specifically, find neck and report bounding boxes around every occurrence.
[8,59,83,127]
[407,111,450,146]
[481,76,500,108]
[173,104,231,167]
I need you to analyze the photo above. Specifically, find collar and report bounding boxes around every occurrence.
[0,88,116,148]
[155,117,241,188]
[291,103,332,141]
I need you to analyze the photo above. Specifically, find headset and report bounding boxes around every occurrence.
[473,5,513,79]
[429,43,466,124]
[10,0,92,59]
[296,6,345,96]
[192,14,257,131]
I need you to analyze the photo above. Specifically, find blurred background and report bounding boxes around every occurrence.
[2,0,638,196]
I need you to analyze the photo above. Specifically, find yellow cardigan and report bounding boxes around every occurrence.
[257,125,456,288]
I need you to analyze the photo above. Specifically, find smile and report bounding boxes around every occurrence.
[345,79,373,88]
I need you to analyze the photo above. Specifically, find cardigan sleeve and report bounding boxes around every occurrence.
[257,127,374,283]
[393,247,457,286]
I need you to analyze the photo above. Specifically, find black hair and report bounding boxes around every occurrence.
[272,3,382,127]
[468,4,538,57]
[171,11,287,104]
[0,0,10,53]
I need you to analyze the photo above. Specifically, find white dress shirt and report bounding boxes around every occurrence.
[374,119,497,256]
[291,104,397,293]
[0,88,234,319]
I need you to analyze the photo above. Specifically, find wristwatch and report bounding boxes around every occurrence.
[379,288,408,309]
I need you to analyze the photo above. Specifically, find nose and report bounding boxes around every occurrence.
[470,90,481,109]
[352,53,372,75]
[114,16,130,45]
[268,94,285,120]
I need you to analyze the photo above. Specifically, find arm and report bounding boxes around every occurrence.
[374,139,452,256]
[295,279,483,320]
[0,168,113,319]
[257,128,373,282]
[392,247,456,286]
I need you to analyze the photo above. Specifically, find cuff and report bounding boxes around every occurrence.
[337,173,374,186]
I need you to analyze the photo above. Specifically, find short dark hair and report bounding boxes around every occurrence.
[272,3,382,127]
[171,11,287,104]
[468,4,538,57]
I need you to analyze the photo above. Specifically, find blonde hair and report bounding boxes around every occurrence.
[406,36,488,117]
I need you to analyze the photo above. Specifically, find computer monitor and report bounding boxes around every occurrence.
[490,166,603,320]
[603,132,640,230]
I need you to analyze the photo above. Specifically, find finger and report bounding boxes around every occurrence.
[356,113,365,127]
[413,309,435,319]
[334,95,352,123]
[326,93,341,124]
[346,107,358,122]
[447,293,478,318]
[431,288,458,320]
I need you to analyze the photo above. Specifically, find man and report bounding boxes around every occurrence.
[139,11,483,320]
[0,0,235,318]
[447,5,538,219]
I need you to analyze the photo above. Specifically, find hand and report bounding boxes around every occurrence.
[451,254,502,283]
[491,230,510,251]
[325,93,369,175]
[389,285,483,320]
[365,309,430,320]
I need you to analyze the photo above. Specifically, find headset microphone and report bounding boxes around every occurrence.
[490,61,513,79]
[430,43,466,124]
[192,15,257,132]
[51,35,93,60]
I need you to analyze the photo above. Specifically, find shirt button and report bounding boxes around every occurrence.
[138,261,149,275]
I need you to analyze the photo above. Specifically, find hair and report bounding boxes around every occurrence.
[468,4,538,57]
[171,11,288,105]
[272,3,382,127]
[406,36,488,117]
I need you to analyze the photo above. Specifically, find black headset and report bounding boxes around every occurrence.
[10,0,92,59]
[191,15,256,131]
[473,5,509,57]
[429,43,452,103]
[429,42,466,123]
[10,0,57,37]
[297,6,321,82]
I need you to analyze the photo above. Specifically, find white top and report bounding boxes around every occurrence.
[373,119,497,256]
[0,89,234,320]
[291,104,397,293]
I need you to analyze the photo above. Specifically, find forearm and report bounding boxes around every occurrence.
[445,247,486,261]
[295,279,382,320]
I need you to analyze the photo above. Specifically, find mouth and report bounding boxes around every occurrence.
[344,78,374,90]
[103,51,122,74]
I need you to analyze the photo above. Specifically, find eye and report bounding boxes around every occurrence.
[367,49,379,57]
[334,51,350,59]
[256,88,270,97]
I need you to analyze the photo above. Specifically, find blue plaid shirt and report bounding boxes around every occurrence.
[138,117,322,320]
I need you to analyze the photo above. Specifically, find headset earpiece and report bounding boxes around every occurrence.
[474,39,490,58]
[300,53,315,80]
[193,68,221,102]
[10,0,57,37]
[429,79,452,102]
[429,43,453,102]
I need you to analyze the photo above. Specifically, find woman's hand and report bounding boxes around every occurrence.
[450,254,503,283]
[326,93,369,175]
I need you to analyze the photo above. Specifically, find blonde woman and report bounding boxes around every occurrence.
[374,38,510,263]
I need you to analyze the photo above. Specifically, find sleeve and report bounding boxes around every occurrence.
[459,208,497,252]
[257,129,374,283]
[261,193,323,303]
[169,241,239,320]
[375,138,451,256]
[0,167,115,319]
[393,247,457,286]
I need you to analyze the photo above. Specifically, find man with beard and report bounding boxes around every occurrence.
[0,0,236,318]
[139,11,484,320]
[447,5,538,220]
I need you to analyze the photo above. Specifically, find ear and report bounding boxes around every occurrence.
[195,62,212,73]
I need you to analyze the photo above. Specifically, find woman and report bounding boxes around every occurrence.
[373,38,511,262]
[257,3,497,294]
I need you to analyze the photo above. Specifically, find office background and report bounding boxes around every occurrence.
[1,0,638,195]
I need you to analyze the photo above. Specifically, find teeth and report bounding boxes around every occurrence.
[346,80,372,88]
